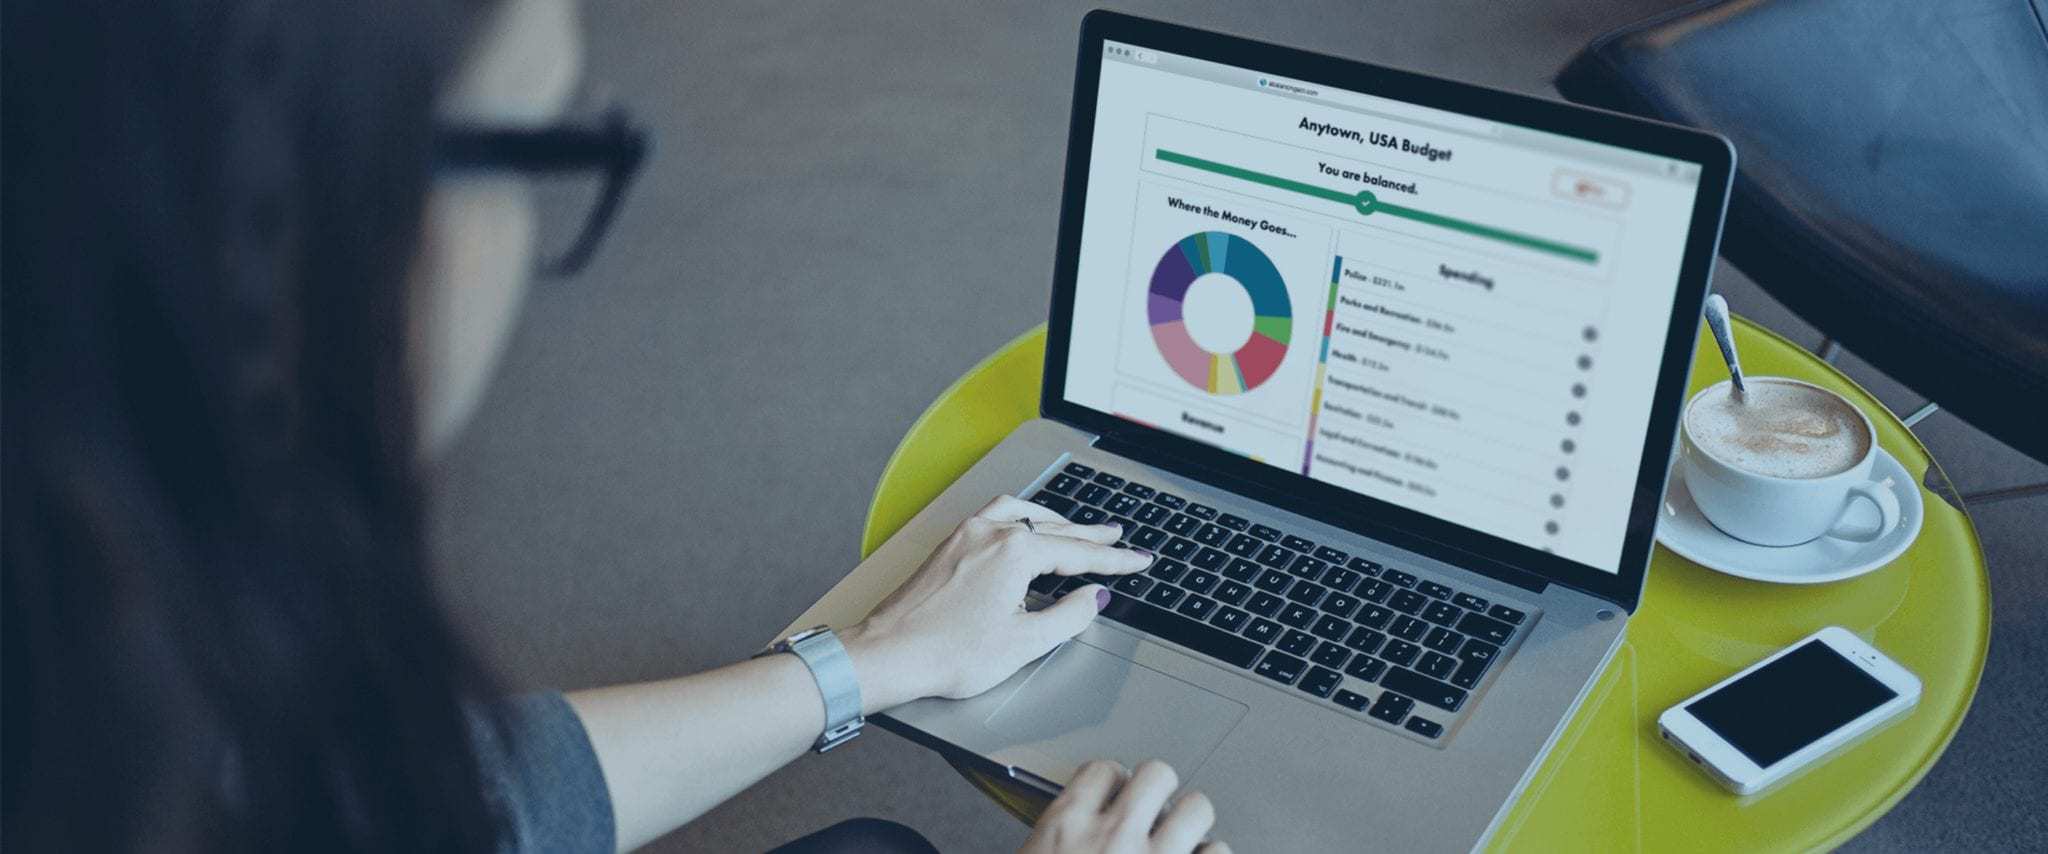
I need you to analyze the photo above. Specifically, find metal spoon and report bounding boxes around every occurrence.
[1703,293,1745,396]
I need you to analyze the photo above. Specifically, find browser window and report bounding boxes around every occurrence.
[1064,41,1705,572]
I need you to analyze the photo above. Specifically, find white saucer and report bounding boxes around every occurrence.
[1655,446,1924,584]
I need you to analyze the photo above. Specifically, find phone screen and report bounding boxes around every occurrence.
[1686,640,1897,768]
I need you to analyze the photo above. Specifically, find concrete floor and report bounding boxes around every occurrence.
[430,2,2048,850]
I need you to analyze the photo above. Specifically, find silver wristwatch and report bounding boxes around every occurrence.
[756,626,864,752]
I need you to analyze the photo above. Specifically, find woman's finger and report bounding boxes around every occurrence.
[1051,759,1125,814]
[1026,518,1124,545]
[1024,584,1110,651]
[1110,760,1180,834]
[1150,790,1217,853]
[1021,536,1151,578]
[1195,841,1233,854]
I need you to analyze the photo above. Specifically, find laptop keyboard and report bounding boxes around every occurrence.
[1026,462,1533,743]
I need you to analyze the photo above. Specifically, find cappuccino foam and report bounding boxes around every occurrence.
[1686,380,1869,479]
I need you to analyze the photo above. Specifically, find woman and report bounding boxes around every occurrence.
[0,0,1228,852]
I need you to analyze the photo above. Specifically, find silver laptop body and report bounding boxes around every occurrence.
[785,12,1732,851]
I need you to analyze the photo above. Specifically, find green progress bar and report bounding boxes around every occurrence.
[1155,148,1599,264]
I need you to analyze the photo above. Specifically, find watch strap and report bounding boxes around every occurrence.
[769,627,864,752]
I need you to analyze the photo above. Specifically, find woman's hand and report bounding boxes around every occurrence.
[1021,760,1227,854]
[840,494,1151,713]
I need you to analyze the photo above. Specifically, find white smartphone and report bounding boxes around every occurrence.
[1658,626,1920,796]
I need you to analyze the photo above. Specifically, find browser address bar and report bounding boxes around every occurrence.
[1258,75,1497,137]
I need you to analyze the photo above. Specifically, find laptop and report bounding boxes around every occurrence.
[783,11,1732,850]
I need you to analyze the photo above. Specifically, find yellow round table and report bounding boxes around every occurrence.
[859,318,1989,851]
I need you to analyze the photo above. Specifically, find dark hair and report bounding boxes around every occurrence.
[4,0,503,850]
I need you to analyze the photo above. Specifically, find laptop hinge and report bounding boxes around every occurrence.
[1093,431,1551,595]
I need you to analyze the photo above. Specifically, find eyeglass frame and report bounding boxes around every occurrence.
[434,105,650,277]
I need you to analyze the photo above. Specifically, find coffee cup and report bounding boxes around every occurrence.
[1678,377,1900,547]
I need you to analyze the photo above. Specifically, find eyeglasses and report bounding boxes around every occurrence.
[435,105,649,277]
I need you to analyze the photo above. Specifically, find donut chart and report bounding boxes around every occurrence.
[1147,231,1293,395]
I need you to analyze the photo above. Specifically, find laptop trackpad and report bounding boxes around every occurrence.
[983,639,1246,781]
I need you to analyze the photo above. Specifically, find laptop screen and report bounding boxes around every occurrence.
[1061,40,1706,574]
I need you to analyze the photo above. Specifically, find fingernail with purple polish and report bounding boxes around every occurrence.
[1095,587,1112,611]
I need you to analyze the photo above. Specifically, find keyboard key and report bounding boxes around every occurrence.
[1147,559,1187,583]
[1314,546,1350,564]
[1194,524,1231,547]
[1145,585,1184,609]
[1381,568,1418,587]
[1244,618,1282,644]
[1255,544,1295,569]
[1422,601,1462,627]
[1182,570,1218,594]
[1255,569,1292,593]
[1133,503,1170,526]
[1122,482,1156,500]
[1382,639,1421,666]
[1046,474,1083,495]
[1097,594,1263,669]
[1076,484,1112,506]
[1254,650,1305,685]
[1277,629,1317,656]
[1424,627,1462,654]
[1063,462,1095,479]
[1345,626,1386,654]
[1246,592,1283,617]
[1405,717,1443,739]
[1299,666,1342,698]
[1450,655,1490,690]
[1391,616,1428,641]
[1176,595,1217,621]
[1286,580,1327,607]
[1417,580,1453,601]
[1311,641,1351,668]
[1106,517,1137,540]
[1369,691,1413,725]
[1356,604,1394,629]
[1278,604,1317,629]
[1390,590,1428,615]
[1345,656,1387,682]
[1222,558,1261,582]
[1311,614,1351,641]
[1358,580,1393,603]
[1190,548,1227,571]
[1160,537,1198,561]
[1456,612,1517,645]
[1417,651,1457,679]
[1185,503,1219,520]
[1216,513,1250,531]
[1225,533,1264,557]
[1213,580,1251,605]
[1347,557,1382,576]
[1453,592,1489,612]
[1210,607,1249,633]
[1129,526,1168,550]
[1113,575,1154,597]
[1488,603,1527,625]
[1459,638,1500,663]
[1091,472,1126,489]
[1281,534,1316,553]
[1071,506,1109,525]
[1163,513,1200,536]
[1381,667,1468,712]
[1030,491,1078,515]
[1288,555,1327,581]
[1104,493,1142,516]
[1322,567,1361,593]
[1322,593,1361,619]
[1154,492,1186,510]
[1248,523,1283,542]
[1333,689,1372,711]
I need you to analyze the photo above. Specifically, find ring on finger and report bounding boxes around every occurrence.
[1015,516,1036,533]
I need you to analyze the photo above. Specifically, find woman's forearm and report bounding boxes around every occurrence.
[563,629,915,852]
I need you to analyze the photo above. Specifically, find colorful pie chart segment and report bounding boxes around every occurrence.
[1147,231,1293,395]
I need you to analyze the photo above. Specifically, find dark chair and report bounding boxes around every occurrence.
[1556,0,2048,502]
